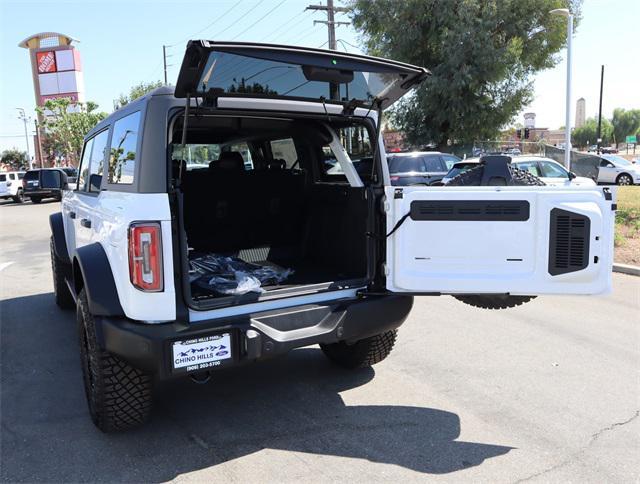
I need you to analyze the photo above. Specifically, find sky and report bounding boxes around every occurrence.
[1,0,638,155]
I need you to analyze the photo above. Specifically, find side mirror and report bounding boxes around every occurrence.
[568,171,577,180]
[89,173,102,192]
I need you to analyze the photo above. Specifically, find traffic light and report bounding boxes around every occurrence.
[515,129,521,139]
[524,128,530,139]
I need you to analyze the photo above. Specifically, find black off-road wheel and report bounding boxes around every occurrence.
[320,330,397,369]
[447,163,541,310]
[50,237,75,309]
[77,289,153,432]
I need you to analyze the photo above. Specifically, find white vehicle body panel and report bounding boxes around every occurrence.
[62,191,176,322]
[385,185,614,296]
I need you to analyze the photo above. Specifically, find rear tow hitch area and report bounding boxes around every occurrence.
[190,371,212,384]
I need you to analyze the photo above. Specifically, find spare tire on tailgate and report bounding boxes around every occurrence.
[446,161,543,310]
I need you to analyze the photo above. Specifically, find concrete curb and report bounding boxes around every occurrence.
[613,263,640,276]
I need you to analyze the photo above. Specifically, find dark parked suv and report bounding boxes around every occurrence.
[23,168,70,203]
[387,151,460,185]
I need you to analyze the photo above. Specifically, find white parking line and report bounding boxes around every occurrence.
[0,261,15,272]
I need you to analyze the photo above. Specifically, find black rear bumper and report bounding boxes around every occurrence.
[94,295,413,380]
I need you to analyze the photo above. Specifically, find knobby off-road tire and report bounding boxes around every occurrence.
[446,164,541,310]
[50,237,75,309]
[320,330,398,369]
[77,289,153,432]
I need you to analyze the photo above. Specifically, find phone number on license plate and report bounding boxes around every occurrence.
[172,333,232,372]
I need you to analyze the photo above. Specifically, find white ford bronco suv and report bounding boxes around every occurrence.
[49,42,615,432]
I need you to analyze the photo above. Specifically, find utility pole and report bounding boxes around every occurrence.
[307,0,349,50]
[596,65,604,154]
[34,119,43,168]
[162,45,169,85]
[16,108,31,162]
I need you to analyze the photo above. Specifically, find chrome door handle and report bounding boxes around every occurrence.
[80,218,91,228]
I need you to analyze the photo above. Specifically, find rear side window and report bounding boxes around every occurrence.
[388,156,424,173]
[441,154,460,170]
[9,174,15,180]
[24,171,38,181]
[109,111,140,184]
[17,173,24,180]
[423,155,445,172]
[0,174,5,182]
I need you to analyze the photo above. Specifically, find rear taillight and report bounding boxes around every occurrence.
[128,222,163,292]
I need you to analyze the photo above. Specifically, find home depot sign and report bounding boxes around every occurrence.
[36,51,56,73]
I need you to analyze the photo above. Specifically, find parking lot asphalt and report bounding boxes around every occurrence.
[1,199,639,483]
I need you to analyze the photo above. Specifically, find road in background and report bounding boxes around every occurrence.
[1,200,638,482]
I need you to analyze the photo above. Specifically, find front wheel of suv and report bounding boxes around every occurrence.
[50,237,74,309]
[320,330,398,369]
[77,288,153,432]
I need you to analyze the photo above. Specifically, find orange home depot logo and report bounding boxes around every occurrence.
[37,51,57,73]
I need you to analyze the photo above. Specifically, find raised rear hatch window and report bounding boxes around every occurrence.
[175,42,429,109]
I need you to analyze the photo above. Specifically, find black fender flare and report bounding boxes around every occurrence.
[74,243,125,317]
[49,212,70,265]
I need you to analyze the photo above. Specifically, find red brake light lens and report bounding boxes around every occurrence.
[128,222,163,292]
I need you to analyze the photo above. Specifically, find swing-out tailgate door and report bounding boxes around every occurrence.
[385,186,615,296]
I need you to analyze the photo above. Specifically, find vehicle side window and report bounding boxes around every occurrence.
[88,130,109,193]
[17,173,24,180]
[423,155,445,172]
[0,174,5,182]
[441,155,460,170]
[514,161,541,177]
[109,111,140,184]
[270,138,297,168]
[318,125,373,183]
[9,174,15,180]
[599,160,613,168]
[77,138,94,191]
[540,161,568,178]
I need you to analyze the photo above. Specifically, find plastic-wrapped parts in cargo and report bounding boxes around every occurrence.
[189,253,294,296]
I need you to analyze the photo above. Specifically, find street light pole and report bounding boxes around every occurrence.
[550,8,573,169]
[16,108,31,162]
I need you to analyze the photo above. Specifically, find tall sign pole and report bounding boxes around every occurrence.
[163,45,168,85]
[596,65,604,153]
[550,9,573,169]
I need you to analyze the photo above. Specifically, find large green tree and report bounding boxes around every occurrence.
[571,117,613,148]
[611,108,640,147]
[114,81,163,110]
[1,148,29,169]
[349,0,581,148]
[37,98,107,165]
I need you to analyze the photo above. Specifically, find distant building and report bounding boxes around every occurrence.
[575,98,586,128]
[524,112,536,128]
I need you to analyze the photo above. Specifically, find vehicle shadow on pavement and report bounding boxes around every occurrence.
[1,293,513,482]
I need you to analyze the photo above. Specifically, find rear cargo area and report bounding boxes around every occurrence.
[175,114,372,306]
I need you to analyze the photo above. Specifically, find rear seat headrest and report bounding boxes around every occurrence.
[211,151,245,171]
[267,159,286,170]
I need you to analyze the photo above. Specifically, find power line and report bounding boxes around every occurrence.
[167,0,244,47]
[231,0,287,40]
[262,9,311,43]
